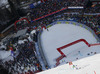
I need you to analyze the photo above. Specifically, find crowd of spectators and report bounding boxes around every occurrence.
[29,0,85,20]
[0,28,42,74]
[16,0,100,37]
[0,0,100,74]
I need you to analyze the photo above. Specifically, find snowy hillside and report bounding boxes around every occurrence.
[37,53,100,74]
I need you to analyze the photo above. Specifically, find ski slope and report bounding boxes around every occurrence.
[37,54,100,74]
[40,23,100,68]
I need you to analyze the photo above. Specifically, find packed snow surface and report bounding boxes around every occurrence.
[40,24,99,68]
[38,54,100,74]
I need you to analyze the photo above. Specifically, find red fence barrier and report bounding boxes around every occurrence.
[56,39,100,66]
[90,43,100,46]
[57,39,90,56]
[33,7,68,22]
